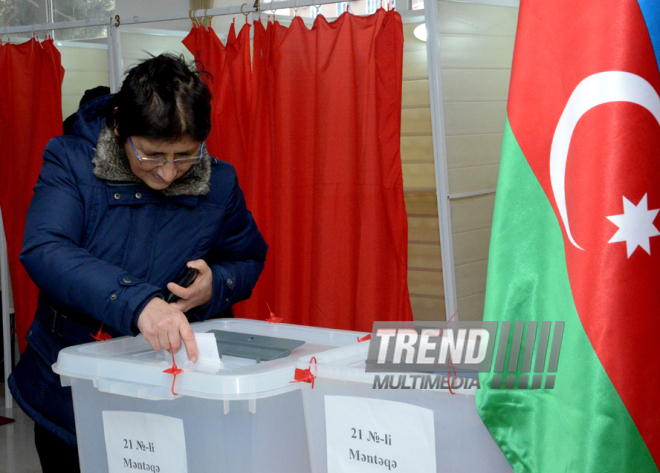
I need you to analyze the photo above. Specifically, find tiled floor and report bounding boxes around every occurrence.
[0,384,42,473]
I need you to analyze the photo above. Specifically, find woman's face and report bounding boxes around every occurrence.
[122,135,202,190]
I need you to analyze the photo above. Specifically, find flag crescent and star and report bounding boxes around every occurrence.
[550,71,660,253]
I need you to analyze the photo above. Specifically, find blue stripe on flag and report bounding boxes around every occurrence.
[637,0,660,70]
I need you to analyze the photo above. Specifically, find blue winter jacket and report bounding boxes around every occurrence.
[8,95,267,445]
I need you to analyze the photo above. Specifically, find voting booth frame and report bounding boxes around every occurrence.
[1,211,14,402]
[0,0,474,410]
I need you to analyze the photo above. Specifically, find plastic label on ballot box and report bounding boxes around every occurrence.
[324,396,436,473]
[102,411,188,473]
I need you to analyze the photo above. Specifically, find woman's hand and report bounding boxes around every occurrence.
[167,259,213,313]
[137,297,198,362]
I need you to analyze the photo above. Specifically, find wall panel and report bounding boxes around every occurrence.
[436,1,519,35]
[408,215,440,244]
[443,102,507,136]
[448,165,498,195]
[402,163,436,191]
[455,260,488,299]
[439,35,515,70]
[435,0,518,322]
[445,133,503,168]
[409,243,442,270]
[457,292,486,322]
[410,295,445,321]
[442,69,510,102]
[58,45,109,118]
[403,50,429,79]
[402,23,445,321]
[450,194,496,234]
[408,269,444,298]
[401,108,433,136]
[121,32,193,74]
[401,135,434,163]
[453,228,491,266]
[404,193,438,216]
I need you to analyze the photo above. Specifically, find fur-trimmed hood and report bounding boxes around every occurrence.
[92,126,211,197]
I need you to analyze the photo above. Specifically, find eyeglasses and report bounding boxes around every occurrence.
[129,137,204,168]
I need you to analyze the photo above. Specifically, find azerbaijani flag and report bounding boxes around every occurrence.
[476,1,660,471]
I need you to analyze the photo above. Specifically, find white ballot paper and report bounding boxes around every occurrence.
[173,332,223,368]
[325,396,436,473]
[103,411,188,473]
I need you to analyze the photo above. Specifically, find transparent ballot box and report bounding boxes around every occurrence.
[296,342,514,473]
[53,318,362,473]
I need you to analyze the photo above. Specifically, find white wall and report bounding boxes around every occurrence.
[441,1,517,321]
[114,0,241,36]
[402,1,518,322]
[60,43,109,119]
[115,0,191,31]
[121,31,194,75]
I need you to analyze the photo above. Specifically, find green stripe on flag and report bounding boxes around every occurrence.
[476,118,657,473]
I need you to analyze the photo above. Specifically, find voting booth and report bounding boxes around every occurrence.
[53,319,363,473]
[296,343,514,473]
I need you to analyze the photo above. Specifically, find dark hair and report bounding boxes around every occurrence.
[107,54,212,143]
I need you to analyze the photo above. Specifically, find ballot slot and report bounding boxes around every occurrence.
[207,329,306,363]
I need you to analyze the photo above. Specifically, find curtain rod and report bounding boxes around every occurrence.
[0,0,347,36]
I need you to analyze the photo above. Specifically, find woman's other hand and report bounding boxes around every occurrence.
[137,298,198,362]
[167,259,213,312]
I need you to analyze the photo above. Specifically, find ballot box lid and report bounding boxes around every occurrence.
[53,318,366,401]
[295,341,478,395]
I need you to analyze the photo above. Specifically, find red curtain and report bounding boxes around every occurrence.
[183,25,227,157]
[187,11,412,331]
[183,21,252,183]
[0,39,65,351]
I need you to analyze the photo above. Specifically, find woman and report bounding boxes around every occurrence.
[8,54,267,472]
